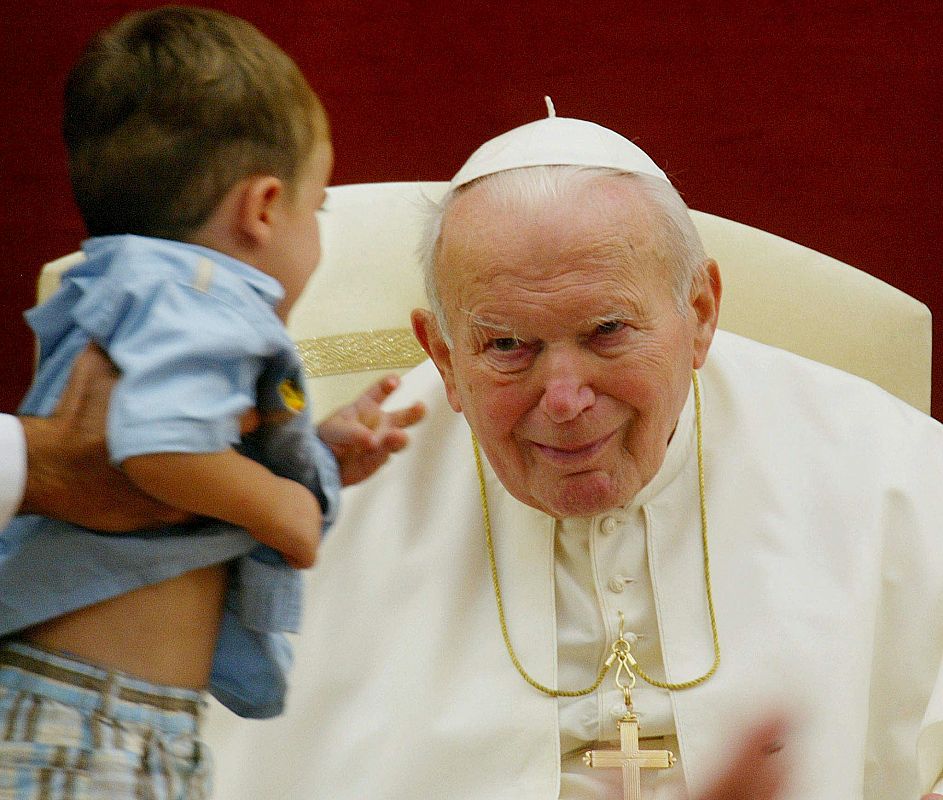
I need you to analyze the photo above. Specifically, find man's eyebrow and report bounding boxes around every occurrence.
[462,310,519,336]
[461,308,642,335]
[587,309,640,327]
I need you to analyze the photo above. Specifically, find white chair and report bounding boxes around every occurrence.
[287,181,932,415]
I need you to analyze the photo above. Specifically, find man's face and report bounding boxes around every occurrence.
[413,176,720,519]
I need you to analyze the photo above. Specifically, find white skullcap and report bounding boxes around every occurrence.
[449,97,670,190]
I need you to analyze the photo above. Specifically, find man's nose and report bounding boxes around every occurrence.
[538,351,596,423]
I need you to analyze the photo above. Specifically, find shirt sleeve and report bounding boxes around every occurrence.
[72,271,275,464]
[0,414,27,527]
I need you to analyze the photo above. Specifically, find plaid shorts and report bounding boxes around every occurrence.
[0,640,211,800]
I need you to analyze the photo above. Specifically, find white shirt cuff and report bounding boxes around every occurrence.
[0,413,27,528]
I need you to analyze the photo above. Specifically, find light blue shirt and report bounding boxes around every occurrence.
[0,235,340,718]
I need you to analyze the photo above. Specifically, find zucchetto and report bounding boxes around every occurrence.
[449,97,670,190]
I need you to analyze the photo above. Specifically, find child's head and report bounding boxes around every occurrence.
[64,6,330,244]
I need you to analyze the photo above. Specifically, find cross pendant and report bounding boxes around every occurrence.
[582,714,676,800]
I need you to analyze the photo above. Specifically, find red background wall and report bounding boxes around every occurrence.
[2,1,941,417]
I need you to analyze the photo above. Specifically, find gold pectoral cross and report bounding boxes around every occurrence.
[582,612,676,799]
[582,714,676,800]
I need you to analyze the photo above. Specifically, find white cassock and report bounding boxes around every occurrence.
[205,330,943,799]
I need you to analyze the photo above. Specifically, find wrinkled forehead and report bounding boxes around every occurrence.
[435,174,669,296]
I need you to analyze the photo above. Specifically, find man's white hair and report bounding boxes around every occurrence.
[419,166,709,346]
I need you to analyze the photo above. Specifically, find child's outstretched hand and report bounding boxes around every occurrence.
[318,375,425,487]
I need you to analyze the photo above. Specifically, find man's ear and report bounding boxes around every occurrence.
[235,175,285,248]
[411,308,463,412]
[689,259,722,370]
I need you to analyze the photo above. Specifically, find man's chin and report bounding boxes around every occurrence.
[536,471,637,520]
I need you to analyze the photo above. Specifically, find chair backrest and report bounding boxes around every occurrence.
[38,181,932,414]
[289,181,932,414]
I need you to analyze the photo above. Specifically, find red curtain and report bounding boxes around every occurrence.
[1,1,940,416]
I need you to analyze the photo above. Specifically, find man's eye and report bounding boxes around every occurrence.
[491,337,523,352]
[596,320,626,336]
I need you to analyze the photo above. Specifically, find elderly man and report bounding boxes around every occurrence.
[217,109,943,799]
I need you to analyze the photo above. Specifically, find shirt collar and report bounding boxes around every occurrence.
[82,235,285,308]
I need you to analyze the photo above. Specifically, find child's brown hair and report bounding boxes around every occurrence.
[64,5,329,239]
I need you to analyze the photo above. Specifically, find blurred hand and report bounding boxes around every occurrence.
[696,716,790,800]
[318,374,425,487]
[19,345,187,531]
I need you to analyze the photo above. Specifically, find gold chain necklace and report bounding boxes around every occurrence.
[471,371,720,698]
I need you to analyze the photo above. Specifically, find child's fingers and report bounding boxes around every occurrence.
[388,401,426,430]
[340,421,381,449]
[357,374,402,406]
[345,400,424,444]
[373,403,424,449]
[377,427,410,453]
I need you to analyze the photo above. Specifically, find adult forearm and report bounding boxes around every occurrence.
[19,414,57,518]
[17,413,185,531]
[13,345,187,531]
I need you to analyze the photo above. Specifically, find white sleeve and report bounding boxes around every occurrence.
[0,414,27,527]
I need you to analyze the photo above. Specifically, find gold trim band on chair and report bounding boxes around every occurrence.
[295,328,427,378]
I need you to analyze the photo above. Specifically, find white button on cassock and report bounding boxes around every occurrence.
[600,516,618,535]
[608,575,636,593]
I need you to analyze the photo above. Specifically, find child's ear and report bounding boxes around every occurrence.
[236,175,285,246]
